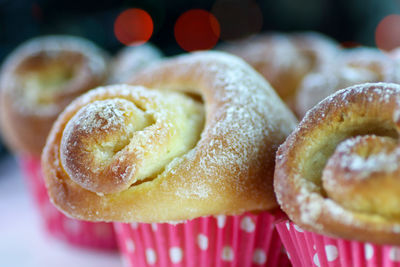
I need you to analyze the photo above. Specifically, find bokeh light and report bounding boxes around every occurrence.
[114,8,154,46]
[32,3,42,21]
[212,0,262,41]
[340,41,362,48]
[174,9,220,52]
[375,14,400,52]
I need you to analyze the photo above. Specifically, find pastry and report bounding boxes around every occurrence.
[42,51,297,266]
[275,83,400,266]
[0,35,109,156]
[295,47,399,118]
[219,32,338,107]
[43,51,297,222]
[108,43,163,83]
[0,35,116,249]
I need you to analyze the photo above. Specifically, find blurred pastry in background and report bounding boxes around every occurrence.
[218,32,339,110]
[0,35,117,249]
[0,35,109,157]
[108,43,163,84]
[295,47,400,118]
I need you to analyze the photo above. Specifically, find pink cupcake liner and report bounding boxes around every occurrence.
[20,156,117,250]
[277,219,400,267]
[114,211,290,267]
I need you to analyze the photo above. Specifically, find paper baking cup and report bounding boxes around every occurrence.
[277,219,400,267]
[114,211,290,267]
[20,156,117,250]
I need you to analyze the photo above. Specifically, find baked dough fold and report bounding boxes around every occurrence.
[43,52,297,223]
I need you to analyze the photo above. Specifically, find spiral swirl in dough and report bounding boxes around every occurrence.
[60,87,204,195]
[322,135,400,219]
[275,82,400,245]
[42,51,297,223]
[0,35,108,156]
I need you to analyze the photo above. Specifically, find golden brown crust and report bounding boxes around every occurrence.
[60,89,204,195]
[219,32,338,105]
[275,82,400,245]
[42,51,297,223]
[322,135,400,219]
[0,35,109,156]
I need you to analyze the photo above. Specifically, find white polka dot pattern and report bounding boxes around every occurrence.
[146,248,157,265]
[313,253,320,267]
[169,247,183,264]
[364,243,374,260]
[216,215,226,228]
[221,246,234,261]
[197,234,208,250]
[240,216,256,233]
[277,220,400,267]
[252,249,267,265]
[325,245,338,262]
[114,212,289,267]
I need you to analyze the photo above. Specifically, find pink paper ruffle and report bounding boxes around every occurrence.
[277,219,400,267]
[115,211,290,267]
[20,156,117,250]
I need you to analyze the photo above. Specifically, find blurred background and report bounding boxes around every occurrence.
[1,0,400,266]
[1,0,400,60]
[0,0,398,156]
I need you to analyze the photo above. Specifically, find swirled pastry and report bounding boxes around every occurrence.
[108,43,163,83]
[0,35,109,156]
[42,51,297,223]
[275,82,400,245]
[219,32,338,105]
[295,47,400,118]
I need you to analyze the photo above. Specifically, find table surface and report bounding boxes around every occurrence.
[0,156,123,267]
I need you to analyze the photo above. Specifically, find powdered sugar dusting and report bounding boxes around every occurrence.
[324,199,357,226]
[45,51,297,222]
[293,178,324,230]
[149,52,298,199]
[60,83,205,195]
[279,82,400,238]
[60,97,144,192]
[334,137,400,178]
[70,99,130,134]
